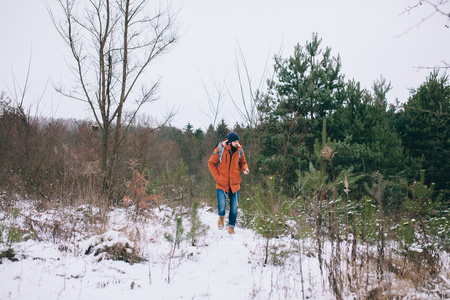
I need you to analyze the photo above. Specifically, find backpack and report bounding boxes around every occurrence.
[216,141,242,167]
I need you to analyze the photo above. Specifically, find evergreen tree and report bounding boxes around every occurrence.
[187,200,209,246]
[329,78,407,178]
[184,123,194,134]
[397,71,450,191]
[215,119,230,140]
[180,123,200,174]
[194,128,204,141]
[256,33,344,191]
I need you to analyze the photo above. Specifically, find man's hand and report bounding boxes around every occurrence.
[243,169,250,175]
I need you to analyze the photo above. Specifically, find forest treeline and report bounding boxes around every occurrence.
[2,34,448,209]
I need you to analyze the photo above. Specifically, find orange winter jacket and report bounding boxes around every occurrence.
[208,139,249,193]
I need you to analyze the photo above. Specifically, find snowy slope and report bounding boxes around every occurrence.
[0,204,327,300]
[1,202,448,299]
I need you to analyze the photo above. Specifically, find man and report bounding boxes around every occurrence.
[208,132,250,234]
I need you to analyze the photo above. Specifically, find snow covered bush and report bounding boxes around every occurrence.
[82,230,144,264]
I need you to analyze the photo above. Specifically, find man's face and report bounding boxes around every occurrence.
[231,140,239,147]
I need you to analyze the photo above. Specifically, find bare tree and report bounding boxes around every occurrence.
[200,75,227,129]
[48,0,178,195]
[227,42,273,129]
[403,1,450,69]
[405,0,450,22]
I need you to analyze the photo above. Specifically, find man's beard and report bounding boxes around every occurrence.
[230,144,238,152]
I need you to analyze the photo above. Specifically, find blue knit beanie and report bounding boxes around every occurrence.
[227,132,239,143]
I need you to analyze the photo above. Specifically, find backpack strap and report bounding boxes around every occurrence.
[218,142,225,163]
[215,142,224,168]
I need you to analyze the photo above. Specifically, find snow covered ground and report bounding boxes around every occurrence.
[0,201,448,299]
[0,202,329,300]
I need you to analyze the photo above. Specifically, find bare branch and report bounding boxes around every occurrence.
[414,60,450,69]
[47,0,179,193]
[200,75,227,128]
[399,1,450,69]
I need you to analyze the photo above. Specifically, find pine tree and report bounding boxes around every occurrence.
[256,33,344,191]
[187,200,209,246]
[397,71,450,191]
[216,119,230,141]
[329,78,407,178]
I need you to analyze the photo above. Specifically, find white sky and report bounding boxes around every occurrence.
[0,0,449,130]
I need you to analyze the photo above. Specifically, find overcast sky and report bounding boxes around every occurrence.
[1,0,449,130]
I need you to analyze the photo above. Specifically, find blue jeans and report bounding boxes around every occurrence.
[217,189,239,228]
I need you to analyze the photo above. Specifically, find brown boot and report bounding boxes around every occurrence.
[218,216,224,229]
[228,226,235,234]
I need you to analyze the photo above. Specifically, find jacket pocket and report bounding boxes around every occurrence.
[217,174,228,186]
[230,167,241,184]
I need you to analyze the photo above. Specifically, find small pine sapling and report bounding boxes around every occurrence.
[164,215,185,283]
[252,176,297,265]
[187,200,209,246]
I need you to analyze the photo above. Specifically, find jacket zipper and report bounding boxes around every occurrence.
[228,150,232,187]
